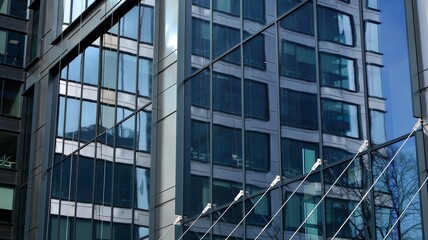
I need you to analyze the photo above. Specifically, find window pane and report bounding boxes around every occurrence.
[99,104,115,133]
[83,46,99,85]
[281,88,318,130]
[213,72,241,115]
[116,116,135,149]
[245,131,270,171]
[76,156,94,202]
[80,100,96,142]
[137,111,151,152]
[322,99,359,138]
[94,221,111,240]
[0,29,25,67]
[367,0,378,9]
[1,80,22,117]
[68,54,82,82]
[277,0,305,16]
[320,53,356,91]
[365,22,380,52]
[280,40,316,82]
[71,0,85,22]
[318,6,354,46]
[244,80,269,120]
[113,223,131,240]
[191,68,210,108]
[134,226,149,240]
[75,219,92,240]
[120,7,138,39]
[0,0,24,17]
[192,18,210,58]
[213,125,242,167]
[280,2,314,36]
[0,187,13,223]
[94,160,112,205]
[0,131,18,169]
[138,58,152,98]
[370,110,386,144]
[102,49,118,89]
[184,175,210,217]
[64,98,81,140]
[191,120,210,162]
[113,163,133,207]
[243,34,266,70]
[366,64,383,98]
[118,53,137,93]
[135,167,150,210]
[140,6,154,44]
[282,138,319,178]
[213,24,240,59]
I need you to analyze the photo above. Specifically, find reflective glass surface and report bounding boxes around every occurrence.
[320,52,356,91]
[0,29,26,67]
[0,0,27,18]
[318,6,354,46]
[0,79,22,117]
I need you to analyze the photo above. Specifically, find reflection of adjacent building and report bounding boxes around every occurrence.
[180,0,399,239]
[0,0,27,238]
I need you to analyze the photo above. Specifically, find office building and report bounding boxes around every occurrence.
[1,0,428,239]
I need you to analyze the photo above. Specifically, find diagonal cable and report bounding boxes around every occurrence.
[254,159,323,239]
[225,176,281,239]
[289,140,369,239]
[331,119,422,240]
[176,203,211,240]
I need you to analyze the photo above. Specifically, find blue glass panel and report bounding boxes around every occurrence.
[116,115,135,150]
[137,111,151,152]
[280,40,316,82]
[139,6,154,44]
[135,167,150,210]
[280,2,314,36]
[282,138,319,178]
[281,88,318,130]
[120,6,138,39]
[68,54,82,82]
[64,98,80,140]
[318,6,354,46]
[94,159,112,205]
[83,46,99,85]
[118,53,137,93]
[138,58,152,98]
[245,131,270,171]
[80,100,97,142]
[57,97,65,137]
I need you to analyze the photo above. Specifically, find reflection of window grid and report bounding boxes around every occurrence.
[366,64,383,98]
[281,40,316,82]
[322,99,359,138]
[320,52,356,91]
[365,21,380,53]
[318,6,354,46]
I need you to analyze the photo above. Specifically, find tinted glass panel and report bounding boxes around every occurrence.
[280,41,316,81]
[116,116,135,150]
[318,6,354,46]
[113,163,133,207]
[191,120,210,162]
[322,99,359,138]
[281,88,318,130]
[135,167,150,210]
[366,64,382,98]
[213,124,242,167]
[75,219,92,240]
[80,100,97,142]
[83,46,99,85]
[118,53,137,93]
[0,29,25,67]
[0,187,13,223]
[0,0,27,18]
[137,111,151,152]
[94,160,112,205]
[138,58,152,98]
[320,53,356,91]
[140,6,154,44]
[120,7,138,39]
[282,138,319,178]
[213,72,241,115]
[64,98,80,140]
[244,80,269,120]
[245,131,270,171]
[213,24,240,59]
[0,80,22,117]
[68,54,82,82]
[76,156,94,202]
[280,2,314,36]
[365,21,380,52]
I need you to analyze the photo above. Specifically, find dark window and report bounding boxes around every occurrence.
[0,29,26,67]
[61,157,77,200]
[192,18,210,58]
[243,34,266,70]
[213,24,240,59]
[184,175,210,217]
[113,163,133,208]
[326,198,355,238]
[245,185,271,226]
[192,0,210,8]
[0,186,13,223]
[51,164,61,199]
[320,52,356,91]
[0,0,27,18]
[135,167,150,210]
[322,99,359,138]
[282,138,319,178]
[75,218,92,240]
[93,221,111,240]
[213,0,240,16]
[94,160,112,205]
[277,0,306,16]
[0,130,18,169]
[280,2,314,36]
[318,6,354,46]
[57,97,65,137]
[243,0,266,24]
[113,223,132,240]
[0,79,22,117]
[140,6,154,44]
[191,120,210,162]
[323,146,352,165]
[76,156,94,202]
[281,88,318,130]
[191,68,210,108]
[213,124,242,167]
[244,80,269,120]
[213,72,241,115]
[280,40,316,81]
[245,131,270,171]
[29,7,40,62]
[116,116,135,150]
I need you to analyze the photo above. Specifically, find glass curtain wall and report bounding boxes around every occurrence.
[48,3,153,239]
[182,0,422,239]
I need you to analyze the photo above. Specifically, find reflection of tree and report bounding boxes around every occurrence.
[326,144,422,240]
[372,145,422,240]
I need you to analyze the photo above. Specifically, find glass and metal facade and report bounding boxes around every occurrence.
[46,2,153,239]
[180,0,423,239]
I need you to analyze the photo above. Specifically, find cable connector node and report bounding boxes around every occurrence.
[359,140,369,153]
[312,159,322,171]
[413,119,422,131]
[271,175,281,187]
[234,190,244,201]
[173,216,182,225]
[202,203,212,214]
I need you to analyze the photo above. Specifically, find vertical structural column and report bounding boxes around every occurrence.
[409,1,428,239]
[150,0,180,239]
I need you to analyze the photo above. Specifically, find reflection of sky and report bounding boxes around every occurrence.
[380,0,417,139]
